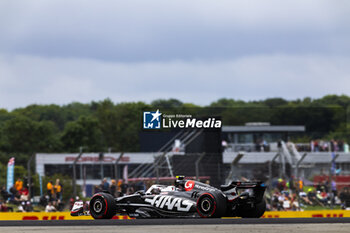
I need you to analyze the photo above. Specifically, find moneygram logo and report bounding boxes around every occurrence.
[143,109,162,129]
[143,110,222,130]
[184,180,195,191]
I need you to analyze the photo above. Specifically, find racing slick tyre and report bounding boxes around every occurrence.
[239,199,266,218]
[196,192,226,218]
[89,192,116,219]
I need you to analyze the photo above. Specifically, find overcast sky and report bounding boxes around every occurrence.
[0,0,350,110]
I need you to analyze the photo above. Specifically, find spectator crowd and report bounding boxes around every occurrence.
[42,179,64,212]
[295,139,350,152]
[267,176,350,211]
[0,178,33,212]
[310,139,349,152]
[0,178,64,213]
[93,178,149,198]
[2,174,350,213]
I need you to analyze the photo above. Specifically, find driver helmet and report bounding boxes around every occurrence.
[175,175,186,189]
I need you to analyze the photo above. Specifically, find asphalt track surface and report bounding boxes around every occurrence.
[1,218,350,226]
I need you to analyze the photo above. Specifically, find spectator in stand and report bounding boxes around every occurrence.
[323,180,329,193]
[24,201,33,212]
[331,178,337,196]
[9,186,21,204]
[262,140,269,152]
[271,192,282,210]
[145,180,152,191]
[54,179,62,202]
[314,140,319,152]
[94,185,101,194]
[221,140,228,151]
[344,142,349,153]
[121,179,129,195]
[17,202,26,212]
[115,180,122,197]
[282,195,290,210]
[0,186,11,200]
[307,189,321,206]
[127,183,135,195]
[286,176,295,192]
[19,187,29,201]
[15,178,23,192]
[277,192,286,210]
[299,191,313,205]
[39,195,48,207]
[277,178,286,192]
[45,202,56,212]
[290,193,300,211]
[316,189,328,206]
[136,181,146,192]
[0,198,13,212]
[316,182,323,192]
[322,141,328,151]
[102,178,110,191]
[109,179,117,197]
[256,139,262,152]
[17,200,33,212]
[47,181,53,200]
[330,139,337,152]
[338,140,344,152]
[297,179,303,192]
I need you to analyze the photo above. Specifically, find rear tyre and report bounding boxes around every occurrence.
[196,192,226,218]
[89,192,116,219]
[239,199,266,218]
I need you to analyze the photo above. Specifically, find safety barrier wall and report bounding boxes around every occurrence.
[261,210,350,218]
[0,210,350,220]
[0,212,130,220]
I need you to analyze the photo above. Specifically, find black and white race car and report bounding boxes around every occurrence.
[71,176,266,219]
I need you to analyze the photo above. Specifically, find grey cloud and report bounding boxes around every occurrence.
[0,1,349,109]
[0,0,349,62]
[0,54,349,109]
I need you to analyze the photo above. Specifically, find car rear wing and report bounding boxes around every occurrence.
[221,181,266,202]
[230,181,265,189]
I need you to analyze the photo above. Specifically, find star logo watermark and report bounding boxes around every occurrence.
[143,109,162,129]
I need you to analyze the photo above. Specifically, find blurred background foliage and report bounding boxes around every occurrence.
[0,95,348,168]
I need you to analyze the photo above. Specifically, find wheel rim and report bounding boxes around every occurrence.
[93,199,103,213]
[201,199,211,212]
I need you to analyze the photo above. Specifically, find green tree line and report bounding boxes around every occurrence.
[0,95,349,168]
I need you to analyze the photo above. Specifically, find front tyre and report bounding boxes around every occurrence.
[89,192,116,219]
[196,192,226,218]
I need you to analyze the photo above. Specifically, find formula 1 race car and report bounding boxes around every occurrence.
[71,176,266,219]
